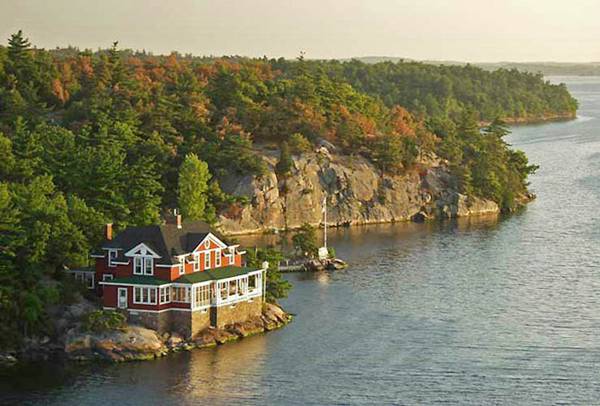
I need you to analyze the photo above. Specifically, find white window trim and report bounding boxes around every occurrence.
[102,274,114,282]
[107,249,118,267]
[133,286,158,305]
[133,256,154,276]
[215,249,221,267]
[204,251,211,270]
[117,288,128,309]
[159,286,171,304]
[193,253,200,272]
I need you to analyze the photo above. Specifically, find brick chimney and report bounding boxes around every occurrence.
[105,223,113,241]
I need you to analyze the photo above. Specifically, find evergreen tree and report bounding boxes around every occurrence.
[275,141,293,176]
[177,153,211,221]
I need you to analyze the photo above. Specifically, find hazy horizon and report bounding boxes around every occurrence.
[2,0,599,63]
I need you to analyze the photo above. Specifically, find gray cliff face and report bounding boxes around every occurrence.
[217,149,499,235]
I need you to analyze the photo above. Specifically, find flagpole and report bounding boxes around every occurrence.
[323,196,327,250]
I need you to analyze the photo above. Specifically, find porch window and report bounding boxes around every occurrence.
[133,287,157,305]
[194,284,211,308]
[160,286,171,304]
[248,274,258,291]
[219,281,228,300]
[172,286,190,303]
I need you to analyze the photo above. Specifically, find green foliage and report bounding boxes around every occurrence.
[83,310,126,333]
[0,32,566,348]
[275,141,293,176]
[292,223,319,258]
[246,247,292,303]
[288,133,312,154]
[178,153,211,221]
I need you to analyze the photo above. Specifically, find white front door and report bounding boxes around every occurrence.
[118,288,128,309]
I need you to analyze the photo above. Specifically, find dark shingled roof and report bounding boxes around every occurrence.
[100,221,224,265]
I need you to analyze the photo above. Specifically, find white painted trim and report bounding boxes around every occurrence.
[100,281,167,289]
[90,254,104,258]
[111,261,130,265]
[117,288,128,309]
[132,286,158,305]
[192,232,228,252]
[125,243,161,259]
[103,306,192,314]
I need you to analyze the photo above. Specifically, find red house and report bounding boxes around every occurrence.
[86,215,265,338]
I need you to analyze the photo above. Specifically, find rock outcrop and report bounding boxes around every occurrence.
[218,149,500,235]
[63,303,292,363]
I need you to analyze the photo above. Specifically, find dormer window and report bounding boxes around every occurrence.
[193,253,200,272]
[134,256,153,276]
[204,251,211,270]
[215,249,221,267]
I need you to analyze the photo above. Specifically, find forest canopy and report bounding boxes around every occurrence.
[0,31,572,346]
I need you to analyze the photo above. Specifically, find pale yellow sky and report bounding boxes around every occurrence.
[1,0,599,62]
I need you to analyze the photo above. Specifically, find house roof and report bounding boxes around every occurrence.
[174,266,258,284]
[107,276,172,286]
[102,267,260,286]
[99,221,225,265]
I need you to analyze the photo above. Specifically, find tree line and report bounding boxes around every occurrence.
[0,31,566,347]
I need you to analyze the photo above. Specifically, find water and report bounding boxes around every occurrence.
[3,77,600,405]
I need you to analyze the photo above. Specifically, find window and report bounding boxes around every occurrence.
[160,286,171,304]
[73,272,95,289]
[194,285,211,308]
[204,251,211,269]
[204,239,210,249]
[133,287,157,304]
[215,249,221,267]
[108,250,117,267]
[172,286,190,303]
[219,281,228,300]
[193,253,200,272]
[134,257,142,274]
[133,257,153,276]
[102,274,114,282]
[144,258,153,275]
[178,261,185,276]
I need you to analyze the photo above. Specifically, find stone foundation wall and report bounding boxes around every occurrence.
[191,310,211,337]
[212,298,263,328]
[125,299,262,337]
[128,310,170,333]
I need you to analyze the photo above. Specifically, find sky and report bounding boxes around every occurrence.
[1,0,599,62]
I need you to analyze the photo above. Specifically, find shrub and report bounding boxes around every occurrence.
[83,310,126,333]
[288,133,313,154]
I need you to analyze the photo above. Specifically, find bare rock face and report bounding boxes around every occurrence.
[217,150,499,235]
[64,326,166,362]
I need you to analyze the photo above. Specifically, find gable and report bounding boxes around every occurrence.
[193,233,227,252]
[124,243,161,258]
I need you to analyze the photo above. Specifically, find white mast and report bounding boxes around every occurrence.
[323,195,327,250]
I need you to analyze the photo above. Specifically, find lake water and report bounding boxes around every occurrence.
[3,77,600,405]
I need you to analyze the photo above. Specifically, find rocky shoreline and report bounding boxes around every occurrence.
[1,303,291,366]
